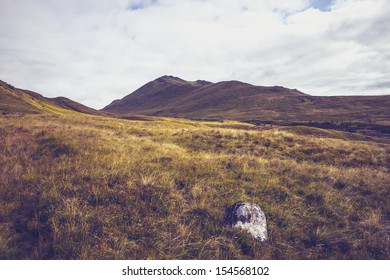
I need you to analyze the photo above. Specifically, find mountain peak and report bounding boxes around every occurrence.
[0,80,15,90]
[154,75,187,85]
[154,76,212,87]
[193,80,212,86]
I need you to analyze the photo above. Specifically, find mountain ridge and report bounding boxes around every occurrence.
[101,76,390,127]
[102,75,308,117]
[0,79,102,115]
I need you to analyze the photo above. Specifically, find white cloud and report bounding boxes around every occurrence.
[0,0,389,109]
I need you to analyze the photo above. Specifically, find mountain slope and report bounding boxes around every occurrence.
[50,97,101,115]
[102,75,307,118]
[101,76,390,125]
[0,80,42,114]
[105,75,213,114]
[0,80,101,115]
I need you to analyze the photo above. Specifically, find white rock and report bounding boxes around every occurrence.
[231,202,268,241]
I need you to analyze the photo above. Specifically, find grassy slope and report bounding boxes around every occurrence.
[0,82,42,114]
[0,113,389,260]
[0,80,102,116]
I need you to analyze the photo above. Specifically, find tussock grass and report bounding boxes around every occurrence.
[0,113,389,259]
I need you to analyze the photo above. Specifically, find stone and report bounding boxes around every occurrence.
[228,202,268,241]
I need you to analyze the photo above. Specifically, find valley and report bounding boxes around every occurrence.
[0,78,389,259]
[0,112,389,259]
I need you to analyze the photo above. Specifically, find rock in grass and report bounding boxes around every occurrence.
[229,202,268,241]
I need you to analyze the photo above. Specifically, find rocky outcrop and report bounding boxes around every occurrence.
[227,202,268,241]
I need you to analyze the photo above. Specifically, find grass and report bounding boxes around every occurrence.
[0,112,389,259]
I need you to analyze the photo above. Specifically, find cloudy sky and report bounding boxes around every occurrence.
[0,0,389,109]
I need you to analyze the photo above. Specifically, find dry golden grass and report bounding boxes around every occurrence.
[0,113,389,259]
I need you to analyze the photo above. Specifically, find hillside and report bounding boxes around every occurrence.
[102,76,390,134]
[0,80,41,114]
[0,112,389,260]
[102,75,307,118]
[0,80,101,115]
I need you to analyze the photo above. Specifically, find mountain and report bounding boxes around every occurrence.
[102,75,307,119]
[50,96,101,115]
[102,76,390,127]
[104,76,214,115]
[0,80,101,115]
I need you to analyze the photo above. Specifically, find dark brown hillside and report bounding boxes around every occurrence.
[105,75,212,114]
[102,76,307,116]
[163,81,307,118]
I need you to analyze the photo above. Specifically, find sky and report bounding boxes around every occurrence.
[0,0,389,109]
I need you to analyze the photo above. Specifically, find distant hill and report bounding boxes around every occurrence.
[0,80,101,115]
[50,96,101,115]
[102,76,390,127]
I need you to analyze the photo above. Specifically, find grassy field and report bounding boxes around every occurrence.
[0,112,389,259]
